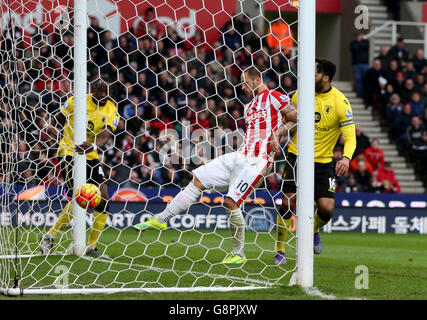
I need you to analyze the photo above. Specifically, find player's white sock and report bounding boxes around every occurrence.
[227,208,245,257]
[156,182,202,223]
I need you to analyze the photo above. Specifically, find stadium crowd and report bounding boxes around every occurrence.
[1,8,415,194]
[351,32,427,192]
[0,11,299,192]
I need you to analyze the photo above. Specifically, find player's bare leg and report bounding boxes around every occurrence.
[222,197,247,264]
[133,176,205,231]
[275,193,296,265]
[313,197,335,254]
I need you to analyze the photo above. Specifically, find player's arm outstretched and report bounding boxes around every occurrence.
[335,98,357,176]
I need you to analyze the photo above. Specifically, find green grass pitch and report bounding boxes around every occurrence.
[1,228,427,300]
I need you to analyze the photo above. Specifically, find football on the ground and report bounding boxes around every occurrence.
[75,183,101,209]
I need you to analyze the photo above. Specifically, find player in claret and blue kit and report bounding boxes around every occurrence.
[274,58,357,265]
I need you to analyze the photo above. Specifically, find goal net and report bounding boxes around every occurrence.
[0,0,311,295]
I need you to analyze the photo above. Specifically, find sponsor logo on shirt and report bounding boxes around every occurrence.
[248,110,267,122]
[315,124,330,132]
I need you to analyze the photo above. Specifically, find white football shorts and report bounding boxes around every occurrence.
[192,151,272,206]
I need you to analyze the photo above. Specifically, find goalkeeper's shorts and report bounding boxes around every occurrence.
[58,156,106,198]
[281,152,336,200]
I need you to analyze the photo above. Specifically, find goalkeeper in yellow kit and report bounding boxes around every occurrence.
[274,59,356,264]
[40,79,120,258]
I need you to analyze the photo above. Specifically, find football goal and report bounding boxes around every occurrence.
[0,0,315,296]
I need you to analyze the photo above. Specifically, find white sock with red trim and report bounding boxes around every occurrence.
[156,182,202,223]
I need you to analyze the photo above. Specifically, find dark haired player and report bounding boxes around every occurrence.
[274,59,356,265]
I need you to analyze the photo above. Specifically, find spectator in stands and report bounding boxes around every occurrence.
[372,76,390,114]
[386,93,404,125]
[411,48,427,73]
[266,55,287,87]
[87,17,105,49]
[266,19,294,55]
[363,58,383,107]
[390,103,413,155]
[281,74,296,93]
[407,116,427,175]
[349,31,370,98]
[19,11,426,191]
[403,60,417,81]
[354,125,370,157]
[228,109,245,131]
[414,73,425,92]
[343,175,360,193]
[387,37,409,68]
[353,159,373,192]
[400,78,416,104]
[223,22,242,50]
[390,71,404,96]
[375,45,389,71]
[364,138,385,172]
[383,59,400,84]
[350,153,373,175]
[373,162,401,193]
[409,91,425,117]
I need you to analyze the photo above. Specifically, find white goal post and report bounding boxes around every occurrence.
[72,0,88,257]
[296,0,315,288]
[0,0,314,295]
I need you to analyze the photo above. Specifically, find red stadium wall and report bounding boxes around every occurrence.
[0,0,237,47]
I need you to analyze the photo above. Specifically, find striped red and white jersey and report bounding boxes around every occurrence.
[238,89,291,158]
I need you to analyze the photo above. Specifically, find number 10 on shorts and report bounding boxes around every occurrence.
[236,180,249,193]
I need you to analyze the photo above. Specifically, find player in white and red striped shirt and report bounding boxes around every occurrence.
[239,70,296,159]
[134,66,297,264]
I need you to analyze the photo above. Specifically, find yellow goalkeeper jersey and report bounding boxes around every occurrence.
[287,86,356,163]
[58,94,120,161]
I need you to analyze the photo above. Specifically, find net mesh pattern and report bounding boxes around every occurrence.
[0,0,298,292]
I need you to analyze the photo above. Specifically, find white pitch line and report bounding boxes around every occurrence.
[303,287,338,300]
[303,287,366,300]
[82,256,276,288]
[0,253,64,259]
